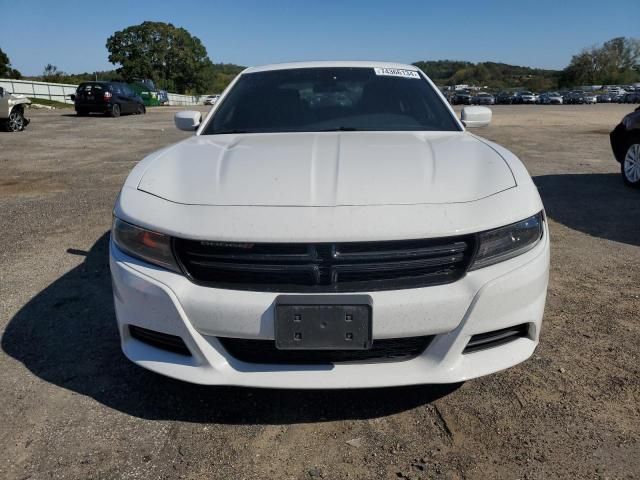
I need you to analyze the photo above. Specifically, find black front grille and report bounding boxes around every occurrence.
[218,336,434,364]
[174,236,475,292]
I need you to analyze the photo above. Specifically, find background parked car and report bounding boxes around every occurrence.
[622,91,640,104]
[0,86,31,132]
[596,94,612,103]
[607,87,627,97]
[565,91,585,104]
[516,91,536,104]
[471,92,495,105]
[496,91,517,104]
[610,106,640,187]
[538,92,563,105]
[71,82,146,117]
[204,95,220,106]
[452,91,472,105]
[157,90,169,105]
[583,93,597,104]
[441,90,454,104]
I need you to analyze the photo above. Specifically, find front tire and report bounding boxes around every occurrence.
[622,142,640,188]
[4,107,26,132]
[110,104,121,118]
[137,104,146,115]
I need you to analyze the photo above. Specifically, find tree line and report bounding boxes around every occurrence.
[559,37,639,87]
[414,37,639,90]
[1,28,638,94]
[412,60,561,91]
[0,47,22,79]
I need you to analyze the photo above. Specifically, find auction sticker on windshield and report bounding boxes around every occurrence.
[373,67,420,78]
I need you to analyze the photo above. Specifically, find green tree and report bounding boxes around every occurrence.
[210,63,245,93]
[413,59,559,90]
[0,47,22,79]
[560,37,640,87]
[42,63,64,82]
[106,21,214,94]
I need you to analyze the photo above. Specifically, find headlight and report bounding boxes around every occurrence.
[470,212,544,270]
[111,217,180,272]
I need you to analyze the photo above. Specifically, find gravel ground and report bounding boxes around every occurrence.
[1,105,638,480]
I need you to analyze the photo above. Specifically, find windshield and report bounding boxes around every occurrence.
[202,67,460,134]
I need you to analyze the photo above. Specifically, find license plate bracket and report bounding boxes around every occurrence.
[275,295,373,350]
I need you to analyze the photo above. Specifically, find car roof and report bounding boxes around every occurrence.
[242,61,421,74]
[79,81,124,85]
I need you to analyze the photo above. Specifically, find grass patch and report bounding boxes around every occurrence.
[28,98,72,109]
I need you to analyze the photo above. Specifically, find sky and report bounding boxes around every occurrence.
[2,0,639,76]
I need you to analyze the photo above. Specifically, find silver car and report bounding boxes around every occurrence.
[0,86,31,132]
[517,91,536,104]
[471,92,495,105]
[538,92,563,105]
[204,95,220,106]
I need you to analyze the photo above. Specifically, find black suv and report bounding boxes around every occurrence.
[71,82,146,117]
[622,91,640,104]
[496,92,517,104]
[452,91,472,105]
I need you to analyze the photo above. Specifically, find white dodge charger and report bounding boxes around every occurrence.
[110,61,549,388]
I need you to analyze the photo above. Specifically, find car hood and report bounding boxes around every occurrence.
[137,132,516,207]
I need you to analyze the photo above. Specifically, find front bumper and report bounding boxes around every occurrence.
[109,223,549,388]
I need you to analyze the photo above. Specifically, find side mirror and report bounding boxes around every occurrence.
[69,94,76,102]
[174,110,202,132]
[461,106,492,128]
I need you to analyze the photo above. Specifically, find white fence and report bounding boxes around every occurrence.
[0,78,209,106]
[167,92,209,106]
[0,79,77,104]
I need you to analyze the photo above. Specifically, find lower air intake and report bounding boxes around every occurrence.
[464,324,529,354]
[129,325,191,356]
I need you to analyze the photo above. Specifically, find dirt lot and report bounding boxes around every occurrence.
[1,105,638,480]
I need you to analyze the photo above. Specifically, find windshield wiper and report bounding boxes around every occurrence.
[318,127,359,132]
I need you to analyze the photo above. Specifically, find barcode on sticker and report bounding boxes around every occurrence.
[373,68,420,79]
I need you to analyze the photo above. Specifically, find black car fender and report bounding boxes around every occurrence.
[610,107,640,163]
